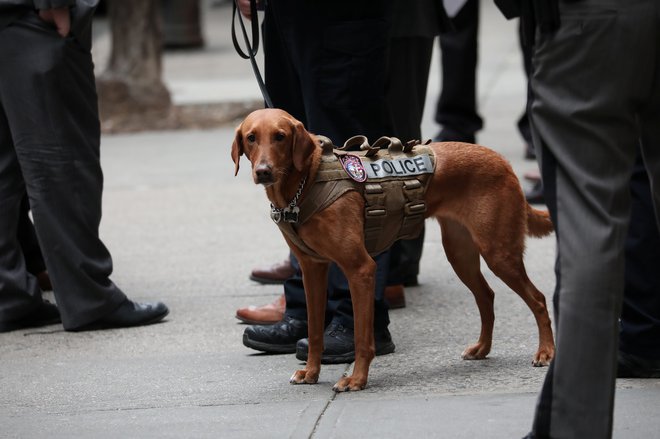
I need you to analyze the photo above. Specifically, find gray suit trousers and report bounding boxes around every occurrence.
[529,0,660,437]
[0,10,126,329]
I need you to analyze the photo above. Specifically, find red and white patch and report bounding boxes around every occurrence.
[339,154,367,182]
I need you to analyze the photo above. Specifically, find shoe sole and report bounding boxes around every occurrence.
[0,316,62,333]
[69,309,169,332]
[296,341,396,364]
[248,274,286,285]
[235,314,281,325]
[242,332,297,354]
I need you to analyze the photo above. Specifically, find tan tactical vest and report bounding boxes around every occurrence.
[272,136,436,258]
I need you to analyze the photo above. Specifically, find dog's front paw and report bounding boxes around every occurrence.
[332,375,367,392]
[289,369,319,385]
[461,342,490,360]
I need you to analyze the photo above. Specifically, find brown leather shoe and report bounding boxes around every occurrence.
[249,258,295,284]
[384,284,406,309]
[236,294,286,325]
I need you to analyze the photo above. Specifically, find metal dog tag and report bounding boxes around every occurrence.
[270,209,282,224]
[282,206,300,223]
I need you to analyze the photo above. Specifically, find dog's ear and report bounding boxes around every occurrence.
[231,125,243,176]
[292,120,316,172]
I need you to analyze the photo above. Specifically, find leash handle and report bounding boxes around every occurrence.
[231,0,273,108]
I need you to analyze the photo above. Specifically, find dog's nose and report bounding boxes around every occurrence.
[255,163,273,183]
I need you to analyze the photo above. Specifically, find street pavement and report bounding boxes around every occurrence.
[2,1,659,438]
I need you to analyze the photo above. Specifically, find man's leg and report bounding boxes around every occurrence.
[0,13,127,329]
[0,99,46,324]
[291,3,393,357]
[240,1,315,350]
[620,27,660,375]
[618,154,660,376]
[435,0,482,142]
[283,0,394,360]
[528,1,656,436]
[384,35,434,305]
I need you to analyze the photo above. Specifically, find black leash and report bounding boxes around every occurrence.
[231,0,273,108]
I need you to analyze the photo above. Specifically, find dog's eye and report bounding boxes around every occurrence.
[274,132,285,142]
[246,133,256,143]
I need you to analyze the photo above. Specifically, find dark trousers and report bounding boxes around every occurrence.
[435,0,483,140]
[17,195,46,276]
[436,0,532,146]
[620,154,660,360]
[0,11,126,329]
[528,0,660,436]
[262,0,393,329]
[385,36,435,285]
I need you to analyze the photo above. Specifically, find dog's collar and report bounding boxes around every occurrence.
[270,176,306,224]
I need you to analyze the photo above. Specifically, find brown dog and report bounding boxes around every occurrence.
[232,108,555,392]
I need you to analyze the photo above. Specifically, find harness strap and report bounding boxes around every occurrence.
[276,222,318,258]
[363,183,387,254]
[398,179,427,237]
[299,180,359,225]
[275,140,436,257]
[276,179,359,258]
[314,167,350,182]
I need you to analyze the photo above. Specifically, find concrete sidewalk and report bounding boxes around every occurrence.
[2,1,659,438]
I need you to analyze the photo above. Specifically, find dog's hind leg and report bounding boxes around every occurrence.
[480,244,555,366]
[439,218,495,360]
[290,256,329,385]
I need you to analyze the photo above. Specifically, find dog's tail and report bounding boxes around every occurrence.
[526,205,554,237]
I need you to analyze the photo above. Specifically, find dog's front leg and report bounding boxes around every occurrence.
[332,257,376,392]
[289,255,328,385]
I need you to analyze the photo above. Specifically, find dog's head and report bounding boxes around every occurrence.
[231,108,317,186]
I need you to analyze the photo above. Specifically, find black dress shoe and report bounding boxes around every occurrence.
[70,299,169,331]
[295,323,396,364]
[0,301,61,333]
[243,315,307,354]
[617,351,660,378]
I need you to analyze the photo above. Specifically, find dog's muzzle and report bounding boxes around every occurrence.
[255,163,274,184]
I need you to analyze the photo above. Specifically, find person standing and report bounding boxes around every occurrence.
[237,0,396,363]
[0,0,168,332]
[496,0,660,437]
[382,0,447,308]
